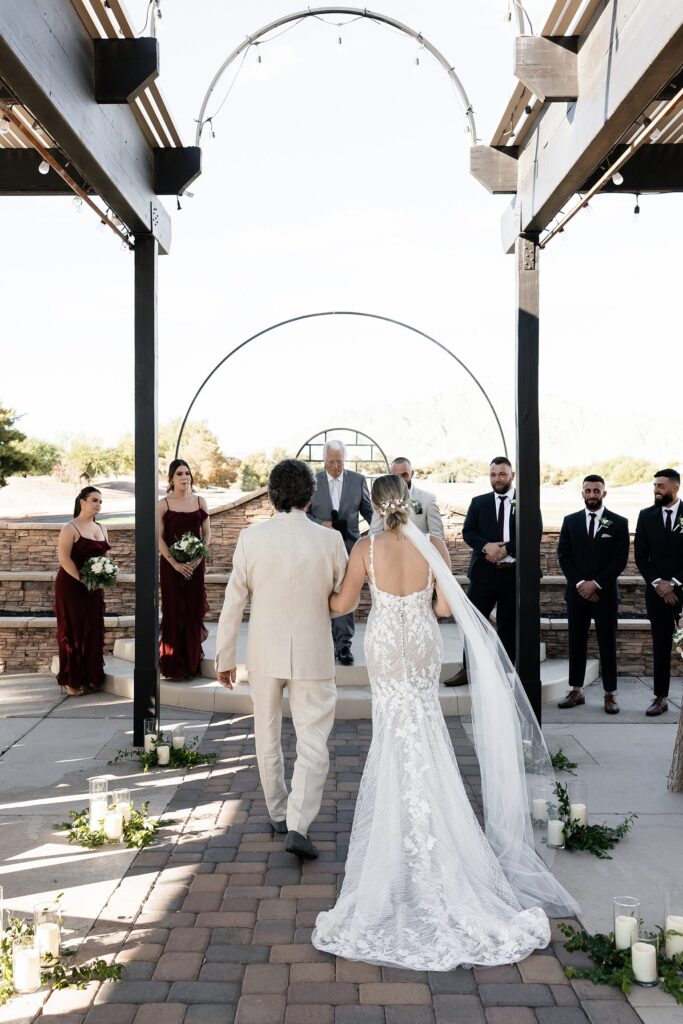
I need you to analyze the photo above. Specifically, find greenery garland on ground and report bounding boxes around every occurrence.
[109,733,216,773]
[558,923,683,1003]
[0,916,121,1007]
[55,801,173,850]
[551,783,636,859]
[550,748,578,775]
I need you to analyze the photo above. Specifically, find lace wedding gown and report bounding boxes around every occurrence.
[312,534,552,970]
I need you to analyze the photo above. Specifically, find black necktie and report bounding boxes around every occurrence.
[588,513,596,541]
[497,496,505,542]
[666,509,673,534]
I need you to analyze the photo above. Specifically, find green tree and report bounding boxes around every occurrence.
[240,452,274,492]
[159,419,241,487]
[15,437,63,476]
[0,405,33,486]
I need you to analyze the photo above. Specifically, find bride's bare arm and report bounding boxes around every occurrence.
[430,536,453,617]
[330,540,367,614]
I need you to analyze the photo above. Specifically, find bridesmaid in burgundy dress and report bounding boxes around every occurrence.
[159,459,211,679]
[55,486,110,696]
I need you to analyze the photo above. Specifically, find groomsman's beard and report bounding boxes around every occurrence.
[654,491,677,507]
[584,497,603,510]
[491,483,513,495]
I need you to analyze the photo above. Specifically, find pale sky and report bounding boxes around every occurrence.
[3,0,682,465]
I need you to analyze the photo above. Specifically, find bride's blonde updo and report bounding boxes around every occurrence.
[371,474,411,531]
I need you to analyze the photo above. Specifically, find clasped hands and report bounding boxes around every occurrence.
[483,542,508,564]
[171,557,200,580]
[654,579,679,606]
[576,580,600,603]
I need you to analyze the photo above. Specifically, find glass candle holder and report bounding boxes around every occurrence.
[34,901,61,961]
[103,805,124,843]
[547,818,565,849]
[631,932,659,986]
[530,785,550,827]
[171,725,186,750]
[13,936,41,993]
[156,741,170,765]
[89,794,109,831]
[110,788,132,824]
[613,896,640,950]
[664,884,683,960]
[88,776,108,797]
[568,780,588,826]
[144,718,159,753]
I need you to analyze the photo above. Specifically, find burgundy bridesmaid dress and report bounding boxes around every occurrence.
[55,528,110,691]
[160,498,209,679]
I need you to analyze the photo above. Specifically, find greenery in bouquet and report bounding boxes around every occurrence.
[168,532,210,564]
[673,627,683,657]
[80,555,118,591]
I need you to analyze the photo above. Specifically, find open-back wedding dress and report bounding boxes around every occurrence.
[312,523,578,971]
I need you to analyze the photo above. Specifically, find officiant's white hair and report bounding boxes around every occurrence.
[323,439,347,460]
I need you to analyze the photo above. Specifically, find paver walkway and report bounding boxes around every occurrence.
[35,715,641,1024]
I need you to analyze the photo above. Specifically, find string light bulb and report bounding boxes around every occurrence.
[633,193,640,218]
[415,55,420,68]
[0,114,10,135]
[72,196,83,212]
[38,159,50,175]
[651,128,662,141]
[337,34,343,51]
[611,170,624,186]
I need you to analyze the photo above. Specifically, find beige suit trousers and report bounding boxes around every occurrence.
[249,673,337,836]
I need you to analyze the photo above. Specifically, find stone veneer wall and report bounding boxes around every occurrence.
[0,617,136,675]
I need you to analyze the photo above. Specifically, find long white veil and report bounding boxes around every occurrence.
[401,520,579,917]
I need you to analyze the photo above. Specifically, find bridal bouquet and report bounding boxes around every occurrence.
[169,532,209,564]
[674,627,683,659]
[81,555,119,591]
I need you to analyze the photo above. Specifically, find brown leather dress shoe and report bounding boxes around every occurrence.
[604,692,619,715]
[646,696,668,717]
[557,689,585,709]
[443,668,469,687]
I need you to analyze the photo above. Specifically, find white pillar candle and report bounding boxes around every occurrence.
[89,797,108,830]
[532,798,547,822]
[172,735,185,750]
[116,801,132,824]
[614,915,639,950]
[631,942,657,984]
[36,922,60,960]
[103,809,123,841]
[665,914,683,959]
[547,820,565,847]
[13,946,41,993]
[569,802,588,826]
[144,734,157,754]
[156,744,170,765]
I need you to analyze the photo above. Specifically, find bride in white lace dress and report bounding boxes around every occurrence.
[312,474,578,971]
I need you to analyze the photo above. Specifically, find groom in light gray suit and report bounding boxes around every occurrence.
[369,457,445,539]
[308,440,373,666]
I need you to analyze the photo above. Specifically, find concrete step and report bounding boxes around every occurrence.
[62,651,595,719]
[112,624,548,688]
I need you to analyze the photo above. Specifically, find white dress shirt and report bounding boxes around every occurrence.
[577,506,604,589]
[327,472,343,511]
[653,498,682,588]
[495,489,515,563]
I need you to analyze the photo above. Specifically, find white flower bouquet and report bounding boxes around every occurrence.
[674,627,683,659]
[168,532,210,564]
[81,555,119,591]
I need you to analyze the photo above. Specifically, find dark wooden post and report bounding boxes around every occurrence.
[133,232,160,744]
[515,232,542,723]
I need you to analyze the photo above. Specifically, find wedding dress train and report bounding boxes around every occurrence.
[312,526,577,970]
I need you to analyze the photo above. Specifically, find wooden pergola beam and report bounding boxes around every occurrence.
[499,0,683,252]
[514,36,579,102]
[0,147,93,194]
[0,0,172,252]
[580,143,683,192]
[94,37,159,104]
[469,146,519,194]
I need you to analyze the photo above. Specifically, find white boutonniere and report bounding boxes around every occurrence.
[674,515,683,534]
[597,517,612,533]
[510,499,516,514]
[411,499,423,516]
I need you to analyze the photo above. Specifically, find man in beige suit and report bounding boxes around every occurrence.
[215,459,348,860]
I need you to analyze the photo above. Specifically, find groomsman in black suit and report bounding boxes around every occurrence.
[556,475,629,714]
[634,468,683,716]
[446,457,518,685]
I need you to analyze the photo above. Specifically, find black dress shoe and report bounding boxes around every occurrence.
[646,697,668,717]
[558,689,585,709]
[270,819,287,834]
[337,646,354,666]
[285,830,319,860]
[443,668,469,687]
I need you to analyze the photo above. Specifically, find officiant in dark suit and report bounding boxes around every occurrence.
[556,475,629,714]
[446,457,520,685]
[634,468,683,717]
[308,440,373,665]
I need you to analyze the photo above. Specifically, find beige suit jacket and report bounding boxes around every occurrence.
[215,509,348,679]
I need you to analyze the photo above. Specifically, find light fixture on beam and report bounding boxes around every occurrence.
[0,114,11,135]
[633,193,640,218]
[651,128,662,141]
[611,170,624,186]
[38,159,50,175]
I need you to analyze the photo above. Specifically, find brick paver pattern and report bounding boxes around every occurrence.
[38,717,638,1024]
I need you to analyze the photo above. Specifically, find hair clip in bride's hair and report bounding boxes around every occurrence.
[378,498,410,516]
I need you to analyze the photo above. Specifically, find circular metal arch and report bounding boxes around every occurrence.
[296,427,391,472]
[174,311,508,459]
[195,6,477,146]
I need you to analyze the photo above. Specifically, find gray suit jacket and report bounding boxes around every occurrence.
[309,469,373,553]
[369,483,445,539]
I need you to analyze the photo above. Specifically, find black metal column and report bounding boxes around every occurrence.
[133,232,160,744]
[514,232,542,724]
